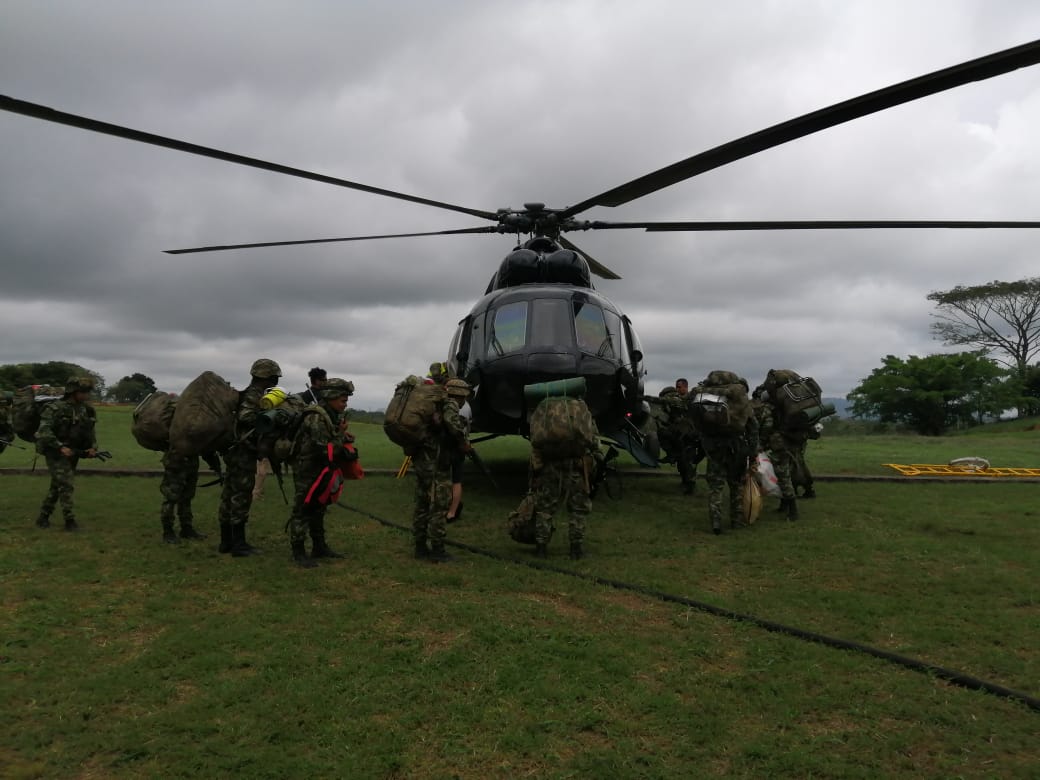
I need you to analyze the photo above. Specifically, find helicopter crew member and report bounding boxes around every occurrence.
[412,377,470,562]
[34,376,99,531]
[217,358,281,556]
[286,378,356,568]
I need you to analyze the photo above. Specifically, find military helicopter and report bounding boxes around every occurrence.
[3,39,1040,466]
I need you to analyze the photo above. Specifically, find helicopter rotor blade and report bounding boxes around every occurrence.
[557,235,622,280]
[0,94,498,222]
[561,38,1040,216]
[587,220,1040,232]
[164,226,502,254]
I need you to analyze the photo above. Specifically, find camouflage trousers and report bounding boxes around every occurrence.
[792,440,813,491]
[532,457,590,545]
[218,445,257,528]
[287,466,328,545]
[38,454,79,523]
[412,449,452,546]
[768,433,799,500]
[703,443,748,531]
[160,452,200,528]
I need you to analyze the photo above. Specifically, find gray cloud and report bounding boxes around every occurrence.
[3,1,1040,412]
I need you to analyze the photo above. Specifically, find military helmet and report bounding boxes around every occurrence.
[658,386,678,398]
[65,376,95,394]
[445,378,471,399]
[428,361,449,384]
[250,358,282,379]
[322,378,355,400]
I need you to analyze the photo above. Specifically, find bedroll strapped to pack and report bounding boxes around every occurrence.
[12,385,64,442]
[168,371,240,457]
[767,371,835,432]
[689,371,751,436]
[383,375,445,453]
[131,391,176,451]
[528,395,599,459]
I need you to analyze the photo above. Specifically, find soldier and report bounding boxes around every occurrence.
[754,382,803,521]
[217,358,281,556]
[529,394,599,560]
[297,366,327,406]
[160,449,223,543]
[655,385,701,494]
[285,378,356,568]
[34,376,99,531]
[690,372,758,535]
[411,377,470,562]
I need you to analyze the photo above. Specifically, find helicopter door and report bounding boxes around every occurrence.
[622,315,645,377]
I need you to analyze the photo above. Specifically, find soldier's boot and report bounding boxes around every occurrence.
[414,537,430,560]
[179,519,206,540]
[428,541,454,563]
[535,542,549,559]
[230,523,260,557]
[292,540,317,569]
[217,523,234,554]
[802,485,816,499]
[162,519,180,544]
[775,497,790,514]
[310,520,344,559]
[64,517,79,532]
[682,481,695,495]
[569,541,584,560]
[36,514,51,529]
[787,498,800,522]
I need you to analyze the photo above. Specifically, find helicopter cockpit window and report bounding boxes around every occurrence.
[488,301,527,356]
[602,309,624,361]
[529,298,570,346]
[572,300,612,357]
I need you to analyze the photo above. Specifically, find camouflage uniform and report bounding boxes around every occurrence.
[160,450,221,541]
[659,390,702,493]
[35,388,98,530]
[756,400,806,518]
[412,394,468,560]
[701,413,758,535]
[218,359,281,555]
[530,449,593,552]
[288,394,353,561]
[0,393,14,454]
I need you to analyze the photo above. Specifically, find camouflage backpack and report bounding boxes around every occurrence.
[506,492,537,545]
[688,370,752,436]
[131,391,176,451]
[383,376,446,454]
[168,371,241,457]
[765,371,835,432]
[11,385,64,443]
[528,396,599,458]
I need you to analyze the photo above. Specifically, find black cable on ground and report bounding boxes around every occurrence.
[338,500,1040,714]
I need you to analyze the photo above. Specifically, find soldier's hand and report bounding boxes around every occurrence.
[59,446,73,458]
[86,448,98,458]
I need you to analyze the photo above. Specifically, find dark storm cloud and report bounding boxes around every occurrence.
[2,0,1040,413]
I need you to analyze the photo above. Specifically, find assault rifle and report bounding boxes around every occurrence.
[78,449,113,461]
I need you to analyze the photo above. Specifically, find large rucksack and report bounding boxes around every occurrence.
[764,369,835,432]
[688,370,752,436]
[168,371,241,457]
[383,376,446,453]
[131,391,176,451]
[12,385,63,442]
[528,396,599,458]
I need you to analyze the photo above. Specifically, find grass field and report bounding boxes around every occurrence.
[1,409,1039,778]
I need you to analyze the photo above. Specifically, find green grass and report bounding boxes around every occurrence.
[2,448,1039,777]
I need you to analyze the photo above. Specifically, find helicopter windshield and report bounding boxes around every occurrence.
[484,296,622,359]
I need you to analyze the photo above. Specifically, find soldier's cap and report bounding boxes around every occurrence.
[659,386,678,397]
[250,358,283,379]
[445,378,471,398]
[322,378,354,400]
[65,376,95,394]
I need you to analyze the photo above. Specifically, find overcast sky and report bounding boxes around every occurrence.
[2,1,1039,410]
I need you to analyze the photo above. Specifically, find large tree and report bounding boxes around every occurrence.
[928,277,1040,381]
[847,352,1017,435]
[0,361,105,397]
[107,373,158,403]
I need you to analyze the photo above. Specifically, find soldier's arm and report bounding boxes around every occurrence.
[35,404,64,454]
[441,400,468,448]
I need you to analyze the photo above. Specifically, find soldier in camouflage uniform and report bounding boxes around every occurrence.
[35,376,99,531]
[529,396,598,560]
[656,385,702,495]
[754,385,804,521]
[217,358,281,557]
[698,377,759,535]
[286,378,356,568]
[411,378,470,562]
[160,449,223,543]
